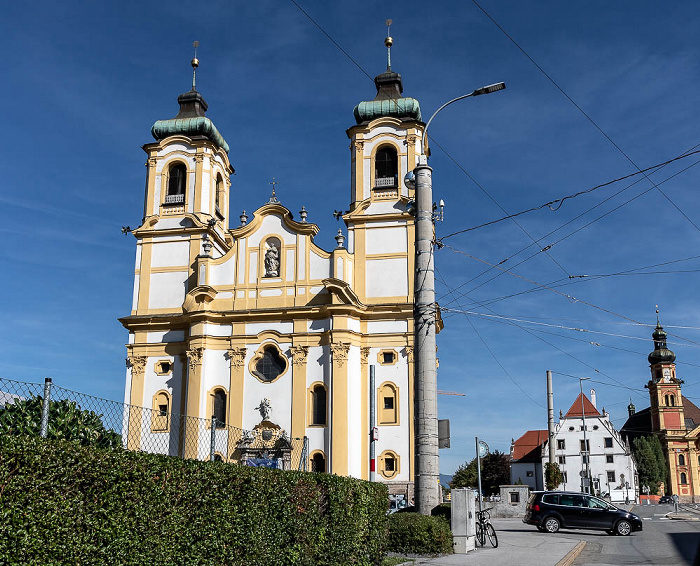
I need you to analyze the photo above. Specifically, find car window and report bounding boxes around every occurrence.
[559,494,582,506]
[588,497,608,509]
[542,493,559,504]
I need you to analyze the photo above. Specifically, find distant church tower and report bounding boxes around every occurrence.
[120,40,426,497]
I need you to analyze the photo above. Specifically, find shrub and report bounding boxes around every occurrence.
[430,502,451,526]
[387,512,453,556]
[0,436,388,565]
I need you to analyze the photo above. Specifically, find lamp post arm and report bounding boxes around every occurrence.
[421,82,506,154]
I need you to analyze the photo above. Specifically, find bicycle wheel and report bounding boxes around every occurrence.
[486,523,498,548]
[475,522,484,546]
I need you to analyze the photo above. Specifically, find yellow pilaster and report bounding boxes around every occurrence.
[184,347,203,459]
[126,354,147,451]
[360,346,370,480]
[330,341,350,475]
[290,345,310,439]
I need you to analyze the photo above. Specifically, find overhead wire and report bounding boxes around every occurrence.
[469,0,700,236]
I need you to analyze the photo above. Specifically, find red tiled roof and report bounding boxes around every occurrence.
[512,429,548,461]
[683,397,700,428]
[564,392,601,418]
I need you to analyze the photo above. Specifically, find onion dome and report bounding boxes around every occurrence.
[151,45,229,153]
[648,319,676,365]
[353,31,421,124]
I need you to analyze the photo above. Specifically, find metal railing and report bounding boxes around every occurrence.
[164,193,185,204]
[374,176,397,188]
[0,377,307,471]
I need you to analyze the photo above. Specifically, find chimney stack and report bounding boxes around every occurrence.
[590,388,597,408]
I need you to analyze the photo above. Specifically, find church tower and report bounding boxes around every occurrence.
[646,316,686,433]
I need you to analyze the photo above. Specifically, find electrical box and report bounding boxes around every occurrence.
[451,488,476,553]
[438,419,450,449]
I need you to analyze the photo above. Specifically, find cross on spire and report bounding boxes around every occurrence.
[191,41,200,91]
[269,177,280,203]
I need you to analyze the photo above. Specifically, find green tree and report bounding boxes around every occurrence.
[632,435,667,495]
[449,450,510,495]
[544,462,564,490]
[0,396,121,449]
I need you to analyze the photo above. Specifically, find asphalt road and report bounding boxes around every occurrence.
[571,503,700,566]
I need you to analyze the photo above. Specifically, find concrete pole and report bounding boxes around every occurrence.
[414,160,439,514]
[370,364,376,482]
[476,437,483,515]
[40,377,52,438]
[580,377,591,493]
[547,370,555,466]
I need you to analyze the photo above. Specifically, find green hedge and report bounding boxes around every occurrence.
[387,513,453,556]
[0,436,388,565]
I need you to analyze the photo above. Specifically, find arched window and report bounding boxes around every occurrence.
[311,451,326,473]
[251,344,288,383]
[375,146,398,187]
[679,454,686,466]
[680,472,688,485]
[166,163,187,203]
[215,174,223,212]
[665,395,670,406]
[310,384,327,426]
[151,390,170,432]
[213,389,227,428]
[378,383,399,425]
[670,395,675,407]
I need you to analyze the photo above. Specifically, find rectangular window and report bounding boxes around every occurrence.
[558,456,566,464]
[580,439,590,452]
[607,471,615,483]
[557,439,566,450]
[385,457,395,472]
[604,437,613,448]
[384,397,394,410]
[606,455,614,464]
[526,471,534,477]
[510,492,520,504]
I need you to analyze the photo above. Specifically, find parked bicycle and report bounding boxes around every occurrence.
[475,508,498,548]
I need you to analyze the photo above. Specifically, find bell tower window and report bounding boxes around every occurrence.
[166,163,187,204]
[375,146,398,187]
[215,174,223,216]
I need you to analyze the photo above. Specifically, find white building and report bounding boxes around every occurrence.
[119,44,427,498]
[511,391,638,503]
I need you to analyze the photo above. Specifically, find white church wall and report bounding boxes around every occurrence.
[147,330,185,343]
[148,271,188,309]
[347,318,361,333]
[131,274,140,311]
[297,236,306,278]
[366,258,407,297]
[202,350,230,392]
[286,249,295,280]
[151,240,190,268]
[199,323,232,337]
[249,251,258,283]
[305,346,328,387]
[209,253,236,286]
[367,320,408,334]
[246,321,293,335]
[366,227,407,255]
[237,238,246,284]
[309,251,331,280]
[347,346,363,478]
[248,216,297,247]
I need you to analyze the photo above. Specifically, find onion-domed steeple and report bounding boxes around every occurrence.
[353,23,421,124]
[151,42,230,153]
[648,312,676,365]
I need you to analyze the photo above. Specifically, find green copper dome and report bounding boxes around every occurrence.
[648,321,676,365]
[353,69,421,124]
[151,89,230,153]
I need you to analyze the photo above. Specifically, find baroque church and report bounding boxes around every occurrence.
[119,42,425,496]
[621,317,700,502]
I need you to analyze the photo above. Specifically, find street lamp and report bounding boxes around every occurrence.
[579,377,591,493]
[408,82,506,515]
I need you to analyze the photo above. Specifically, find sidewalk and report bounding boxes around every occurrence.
[394,518,585,566]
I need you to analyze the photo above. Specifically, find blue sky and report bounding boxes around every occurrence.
[2,1,700,475]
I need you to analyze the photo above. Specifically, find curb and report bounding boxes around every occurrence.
[555,540,586,566]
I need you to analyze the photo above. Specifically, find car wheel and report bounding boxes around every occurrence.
[544,516,560,533]
[615,519,632,536]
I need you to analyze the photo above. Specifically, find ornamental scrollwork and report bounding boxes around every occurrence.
[126,355,147,377]
[360,347,371,365]
[186,348,204,371]
[226,347,246,368]
[290,345,309,366]
[404,346,414,362]
[330,342,350,367]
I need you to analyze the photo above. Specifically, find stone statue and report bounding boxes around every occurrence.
[264,244,279,277]
[256,398,271,421]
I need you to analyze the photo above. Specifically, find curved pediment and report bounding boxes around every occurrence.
[230,202,319,239]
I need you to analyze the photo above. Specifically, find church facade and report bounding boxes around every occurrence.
[622,318,700,502]
[119,52,425,494]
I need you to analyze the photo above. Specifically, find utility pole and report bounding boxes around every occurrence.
[547,370,555,466]
[410,82,505,515]
[579,377,591,493]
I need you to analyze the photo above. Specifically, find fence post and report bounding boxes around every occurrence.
[210,416,217,461]
[40,378,52,438]
[303,436,309,471]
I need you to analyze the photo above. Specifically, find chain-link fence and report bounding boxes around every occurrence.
[0,377,307,471]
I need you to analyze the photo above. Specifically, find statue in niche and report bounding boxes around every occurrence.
[264,242,280,277]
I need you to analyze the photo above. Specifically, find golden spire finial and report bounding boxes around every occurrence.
[191,41,200,90]
[384,19,393,70]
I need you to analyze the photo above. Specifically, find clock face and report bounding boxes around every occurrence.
[662,368,671,382]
